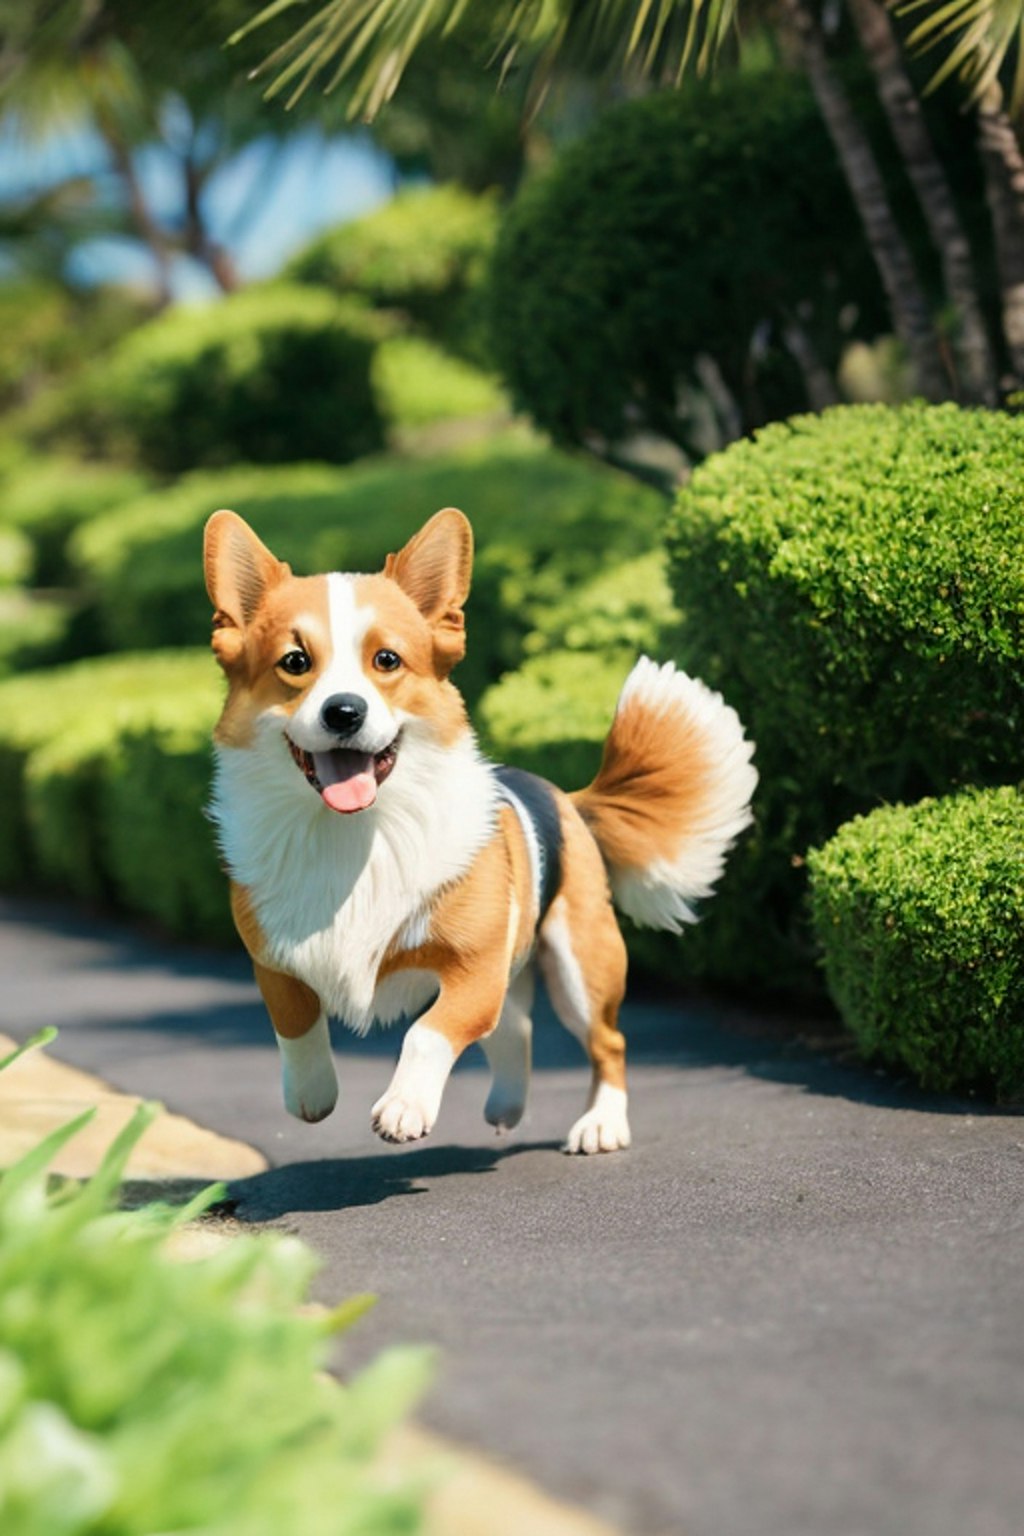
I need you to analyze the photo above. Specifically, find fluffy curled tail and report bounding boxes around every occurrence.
[572,657,757,932]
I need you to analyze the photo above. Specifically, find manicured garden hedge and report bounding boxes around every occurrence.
[288,183,498,361]
[808,787,1024,1099]
[0,651,229,940]
[487,74,882,454]
[71,436,665,706]
[662,401,1024,992]
[0,458,150,585]
[58,285,387,473]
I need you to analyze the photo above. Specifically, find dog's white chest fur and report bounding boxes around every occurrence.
[210,723,498,1031]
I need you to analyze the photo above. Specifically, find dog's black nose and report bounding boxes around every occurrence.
[321,693,368,738]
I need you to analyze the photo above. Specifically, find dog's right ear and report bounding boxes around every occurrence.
[204,511,290,668]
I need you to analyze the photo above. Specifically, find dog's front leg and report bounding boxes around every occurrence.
[253,961,338,1125]
[372,968,506,1144]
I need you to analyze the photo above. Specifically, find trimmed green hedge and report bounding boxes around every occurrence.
[0,459,150,586]
[0,1037,429,1536]
[808,787,1024,1099]
[371,332,508,433]
[0,651,228,940]
[71,436,665,706]
[665,401,1024,993]
[0,590,75,678]
[288,183,499,361]
[487,74,881,453]
[56,285,386,473]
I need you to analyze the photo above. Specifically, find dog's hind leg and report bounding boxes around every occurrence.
[481,964,534,1131]
[537,810,630,1153]
[253,961,338,1125]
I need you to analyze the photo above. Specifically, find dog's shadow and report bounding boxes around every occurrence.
[224,1138,561,1220]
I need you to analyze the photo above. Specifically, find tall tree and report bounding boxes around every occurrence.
[235,0,957,399]
[0,0,301,301]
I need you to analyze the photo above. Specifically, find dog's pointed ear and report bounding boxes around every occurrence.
[204,510,291,668]
[385,509,472,674]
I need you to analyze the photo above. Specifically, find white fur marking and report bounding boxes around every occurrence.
[610,657,758,932]
[565,1082,631,1155]
[538,901,592,1046]
[371,1022,455,1142]
[286,577,395,756]
[276,1014,338,1123]
[209,726,498,1031]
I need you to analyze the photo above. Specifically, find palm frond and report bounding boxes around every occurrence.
[897,0,1024,112]
[233,0,741,115]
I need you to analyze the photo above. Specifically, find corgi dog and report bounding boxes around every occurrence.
[203,508,756,1154]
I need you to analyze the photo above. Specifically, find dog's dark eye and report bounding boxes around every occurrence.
[278,648,312,677]
[373,648,402,673]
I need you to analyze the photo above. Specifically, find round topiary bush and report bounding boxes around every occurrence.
[65,285,386,473]
[666,401,1024,993]
[487,72,882,455]
[288,183,499,361]
[808,787,1024,1099]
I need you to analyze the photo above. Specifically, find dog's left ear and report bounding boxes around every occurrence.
[385,508,473,675]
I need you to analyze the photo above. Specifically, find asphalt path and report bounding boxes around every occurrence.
[2,894,1023,1536]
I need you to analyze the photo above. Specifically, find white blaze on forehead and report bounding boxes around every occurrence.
[285,573,395,752]
[325,572,373,681]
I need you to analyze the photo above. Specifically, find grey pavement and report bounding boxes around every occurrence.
[1,894,1022,1536]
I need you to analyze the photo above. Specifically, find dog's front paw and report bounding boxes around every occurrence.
[371,1090,435,1143]
[564,1084,631,1155]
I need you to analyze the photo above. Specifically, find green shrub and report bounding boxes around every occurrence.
[478,648,633,787]
[0,527,31,589]
[487,74,882,455]
[0,1035,430,1536]
[288,184,499,361]
[371,333,508,434]
[0,652,226,942]
[0,281,145,411]
[520,551,678,659]
[0,591,75,678]
[0,460,151,585]
[808,787,1024,1099]
[666,401,1024,994]
[71,436,665,705]
[60,285,386,473]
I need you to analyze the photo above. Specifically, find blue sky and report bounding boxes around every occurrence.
[0,117,400,299]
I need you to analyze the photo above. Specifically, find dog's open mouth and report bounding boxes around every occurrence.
[286,734,399,814]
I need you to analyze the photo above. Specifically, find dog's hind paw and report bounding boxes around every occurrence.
[564,1084,631,1155]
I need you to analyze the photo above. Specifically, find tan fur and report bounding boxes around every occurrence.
[572,688,716,872]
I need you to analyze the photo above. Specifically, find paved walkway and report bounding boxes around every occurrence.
[2,895,1023,1536]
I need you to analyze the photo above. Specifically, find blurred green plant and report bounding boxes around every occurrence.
[0,459,151,586]
[288,184,501,363]
[808,786,1024,1099]
[371,334,508,434]
[0,1029,430,1536]
[42,286,386,473]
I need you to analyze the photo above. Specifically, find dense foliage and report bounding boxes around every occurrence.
[71,436,664,705]
[54,286,387,473]
[0,652,226,939]
[487,74,883,457]
[289,184,499,361]
[0,1034,430,1535]
[808,788,1024,1099]
[666,401,1024,991]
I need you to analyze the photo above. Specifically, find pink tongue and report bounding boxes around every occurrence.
[314,750,377,814]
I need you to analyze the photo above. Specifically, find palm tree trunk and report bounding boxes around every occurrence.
[184,158,240,293]
[845,0,997,404]
[779,0,949,401]
[977,84,1024,390]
